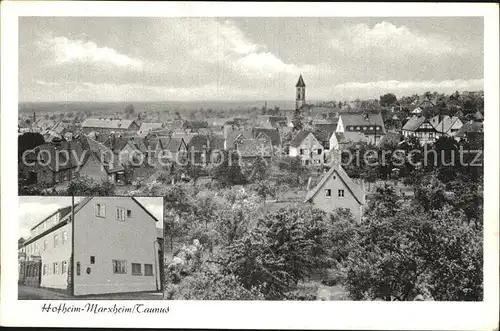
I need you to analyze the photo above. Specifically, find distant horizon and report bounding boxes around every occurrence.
[19,17,483,102]
[18,89,485,107]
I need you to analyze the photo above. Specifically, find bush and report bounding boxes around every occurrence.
[164,266,264,300]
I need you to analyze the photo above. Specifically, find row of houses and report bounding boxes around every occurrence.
[289,112,386,165]
[401,114,483,145]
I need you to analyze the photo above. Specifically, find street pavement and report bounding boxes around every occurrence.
[18,285,164,300]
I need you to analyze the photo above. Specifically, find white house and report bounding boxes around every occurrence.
[304,163,366,222]
[289,130,324,166]
[18,197,163,296]
[336,112,385,145]
[402,116,439,145]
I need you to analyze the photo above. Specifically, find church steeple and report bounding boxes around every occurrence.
[295,74,306,110]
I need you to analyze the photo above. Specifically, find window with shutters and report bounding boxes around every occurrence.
[62,261,67,274]
[53,262,59,274]
[338,189,345,198]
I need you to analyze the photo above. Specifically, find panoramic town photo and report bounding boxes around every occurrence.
[18,17,484,301]
[18,196,164,300]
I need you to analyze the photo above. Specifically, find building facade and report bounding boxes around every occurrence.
[289,131,324,166]
[18,197,163,296]
[304,163,366,222]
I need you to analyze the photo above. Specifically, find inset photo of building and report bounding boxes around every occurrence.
[18,196,164,300]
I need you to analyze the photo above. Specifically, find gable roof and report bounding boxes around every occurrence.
[253,128,281,146]
[304,163,364,205]
[171,132,196,144]
[378,132,404,147]
[82,118,137,130]
[402,116,426,131]
[339,112,386,134]
[225,130,253,148]
[290,130,309,147]
[473,111,484,120]
[33,140,86,172]
[138,122,163,133]
[334,132,368,145]
[80,135,124,173]
[454,121,483,138]
[237,138,273,157]
[313,123,338,142]
[154,137,186,153]
[21,197,159,247]
[433,115,462,133]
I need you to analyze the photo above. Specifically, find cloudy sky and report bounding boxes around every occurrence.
[18,196,163,239]
[19,17,483,102]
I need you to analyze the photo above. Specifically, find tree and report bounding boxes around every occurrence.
[218,206,333,299]
[164,265,264,300]
[124,104,135,115]
[247,156,268,182]
[18,132,45,158]
[341,201,482,301]
[211,149,246,187]
[291,108,304,131]
[250,179,277,203]
[67,176,115,196]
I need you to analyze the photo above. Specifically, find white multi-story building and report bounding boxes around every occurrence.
[18,196,163,296]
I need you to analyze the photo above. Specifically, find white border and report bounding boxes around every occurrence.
[1,2,499,330]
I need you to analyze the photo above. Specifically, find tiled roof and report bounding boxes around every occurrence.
[253,128,282,147]
[171,132,196,144]
[454,121,483,138]
[138,122,163,133]
[81,135,124,173]
[378,132,404,146]
[304,162,364,205]
[82,118,136,129]
[290,130,312,147]
[334,132,368,145]
[237,139,273,157]
[339,112,386,134]
[313,123,338,142]
[33,140,86,172]
[402,116,426,131]
[225,130,253,148]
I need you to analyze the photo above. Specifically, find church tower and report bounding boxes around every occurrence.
[295,74,306,110]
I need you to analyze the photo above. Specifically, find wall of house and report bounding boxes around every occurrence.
[297,133,324,166]
[21,223,73,290]
[73,197,160,295]
[79,153,109,182]
[450,119,463,133]
[310,170,364,222]
[329,134,340,150]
